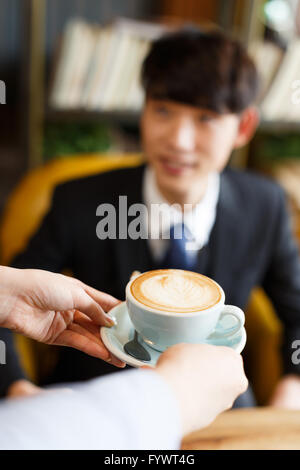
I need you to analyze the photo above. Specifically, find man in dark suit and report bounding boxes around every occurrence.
[2,29,300,408]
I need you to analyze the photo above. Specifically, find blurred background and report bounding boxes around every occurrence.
[1,0,300,235]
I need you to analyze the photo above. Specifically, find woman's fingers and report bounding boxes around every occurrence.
[82,285,121,313]
[73,290,116,326]
[73,310,102,336]
[108,352,126,368]
[55,327,111,361]
[73,312,126,368]
[56,320,125,368]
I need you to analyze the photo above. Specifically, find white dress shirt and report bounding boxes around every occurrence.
[0,369,181,450]
[143,166,220,262]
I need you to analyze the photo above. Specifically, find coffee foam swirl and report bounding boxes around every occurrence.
[130,270,221,313]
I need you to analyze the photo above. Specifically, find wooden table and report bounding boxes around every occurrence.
[182,408,300,450]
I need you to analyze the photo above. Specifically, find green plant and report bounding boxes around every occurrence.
[43,122,112,160]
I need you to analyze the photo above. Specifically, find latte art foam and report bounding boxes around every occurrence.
[131,270,222,313]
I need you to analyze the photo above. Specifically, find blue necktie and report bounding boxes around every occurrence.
[160,223,197,271]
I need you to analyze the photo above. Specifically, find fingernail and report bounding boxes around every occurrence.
[105,316,115,327]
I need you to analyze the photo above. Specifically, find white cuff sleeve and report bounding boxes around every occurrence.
[0,369,182,450]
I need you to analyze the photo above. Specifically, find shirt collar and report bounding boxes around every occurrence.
[143,165,220,245]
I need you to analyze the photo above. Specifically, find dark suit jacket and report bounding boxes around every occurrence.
[1,164,300,395]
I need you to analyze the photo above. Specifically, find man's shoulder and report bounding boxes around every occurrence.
[53,164,145,201]
[224,167,284,204]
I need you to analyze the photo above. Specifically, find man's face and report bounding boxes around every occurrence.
[141,99,242,198]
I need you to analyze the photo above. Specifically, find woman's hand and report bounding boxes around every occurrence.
[0,266,125,367]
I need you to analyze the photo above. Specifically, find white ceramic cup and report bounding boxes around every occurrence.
[126,270,245,352]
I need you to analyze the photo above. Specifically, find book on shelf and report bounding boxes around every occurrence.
[49,17,168,114]
[49,20,98,109]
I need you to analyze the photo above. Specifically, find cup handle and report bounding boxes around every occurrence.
[211,305,245,338]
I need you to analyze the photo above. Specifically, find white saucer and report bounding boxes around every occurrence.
[100,302,247,368]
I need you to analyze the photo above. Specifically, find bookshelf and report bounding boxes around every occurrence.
[23,0,160,168]
[22,0,266,169]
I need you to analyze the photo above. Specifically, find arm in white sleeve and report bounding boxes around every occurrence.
[0,369,182,450]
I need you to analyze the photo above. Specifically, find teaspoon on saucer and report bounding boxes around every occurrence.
[123,270,151,361]
[124,330,151,362]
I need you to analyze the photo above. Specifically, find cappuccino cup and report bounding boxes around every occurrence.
[126,269,245,352]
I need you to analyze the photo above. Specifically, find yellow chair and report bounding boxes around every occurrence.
[244,289,283,404]
[0,153,143,383]
[0,153,283,402]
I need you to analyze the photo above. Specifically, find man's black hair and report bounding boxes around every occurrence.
[141,29,259,114]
